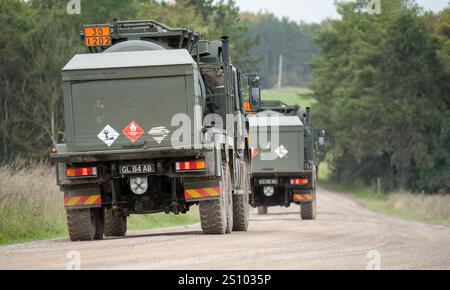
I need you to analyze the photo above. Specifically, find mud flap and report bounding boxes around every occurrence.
[64,185,102,209]
[183,178,221,202]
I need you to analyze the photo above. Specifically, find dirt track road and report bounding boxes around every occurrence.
[1,188,449,270]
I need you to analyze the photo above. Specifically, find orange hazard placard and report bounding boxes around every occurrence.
[84,26,110,37]
[84,26,111,47]
[85,36,111,47]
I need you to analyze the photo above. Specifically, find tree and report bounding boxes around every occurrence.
[25,5,83,148]
[418,8,450,193]
[310,0,449,193]
[0,0,37,159]
[137,0,260,72]
[0,0,261,163]
[241,13,320,88]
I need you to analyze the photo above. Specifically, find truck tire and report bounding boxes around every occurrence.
[301,200,317,220]
[104,209,127,237]
[67,208,103,241]
[200,162,231,235]
[257,206,268,215]
[232,163,250,231]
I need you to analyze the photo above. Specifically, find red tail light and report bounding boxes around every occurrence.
[175,161,206,172]
[66,167,98,178]
[291,178,309,186]
[251,148,258,158]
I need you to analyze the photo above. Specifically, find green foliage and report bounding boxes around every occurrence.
[311,0,450,193]
[0,0,40,159]
[0,161,199,245]
[136,0,260,72]
[0,0,259,162]
[241,13,320,88]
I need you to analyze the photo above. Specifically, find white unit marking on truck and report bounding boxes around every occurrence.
[149,126,170,144]
[275,145,288,159]
[97,125,120,147]
[130,176,149,195]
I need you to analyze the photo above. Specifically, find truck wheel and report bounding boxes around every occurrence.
[232,163,250,231]
[67,208,103,241]
[301,200,317,220]
[104,209,127,237]
[200,162,231,235]
[257,206,268,215]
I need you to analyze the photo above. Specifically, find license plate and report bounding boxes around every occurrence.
[119,164,155,175]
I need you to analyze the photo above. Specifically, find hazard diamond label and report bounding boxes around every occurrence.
[123,120,144,143]
[275,145,289,159]
[97,125,119,147]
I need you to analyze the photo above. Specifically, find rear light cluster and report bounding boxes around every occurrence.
[175,161,206,172]
[66,167,98,178]
[291,178,309,186]
[251,149,258,158]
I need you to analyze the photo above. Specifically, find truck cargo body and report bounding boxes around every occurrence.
[62,50,202,152]
[55,49,221,217]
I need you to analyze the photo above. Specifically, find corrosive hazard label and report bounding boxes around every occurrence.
[97,125,119,147]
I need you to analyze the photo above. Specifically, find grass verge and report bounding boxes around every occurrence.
[0,162,199,246]
[262,87,317,108]
[320,181,450,227]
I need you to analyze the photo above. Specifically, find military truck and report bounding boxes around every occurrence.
[248,99,321,219]
[51,20,251,241]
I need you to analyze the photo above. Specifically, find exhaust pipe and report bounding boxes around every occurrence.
[221,36,230,64]
[306,107,311,125]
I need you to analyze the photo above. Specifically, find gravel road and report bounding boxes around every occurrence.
[1,188,449,270]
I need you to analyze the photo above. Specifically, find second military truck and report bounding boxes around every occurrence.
[248,100,319,219]
[51,20,252,241]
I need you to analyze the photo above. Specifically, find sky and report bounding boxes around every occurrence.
[235,0,449,23]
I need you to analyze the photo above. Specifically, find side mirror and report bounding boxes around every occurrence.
[247,75,260,87]
[250,87,261,108]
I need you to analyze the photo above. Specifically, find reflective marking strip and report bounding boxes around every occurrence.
[85,195,101,205]
[185,187,221,200]
[65,197,82,207]
[64,195,101,207]
[293,194,315,201]
[185,190,203,199]
[204,188,220,196]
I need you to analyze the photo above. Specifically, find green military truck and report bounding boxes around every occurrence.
[51,20,251,241]
[248,100,321,219]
